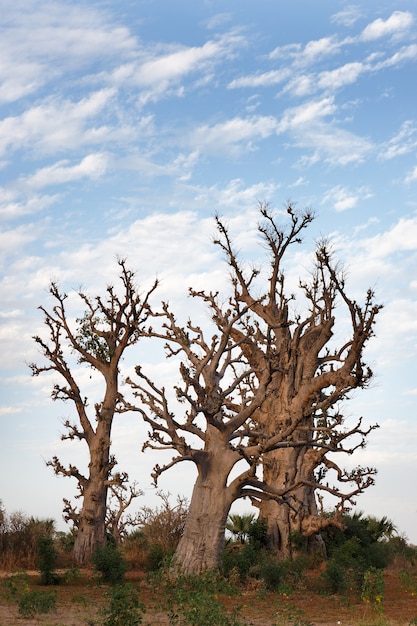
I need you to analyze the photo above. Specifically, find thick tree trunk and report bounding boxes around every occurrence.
[73,420,112,565]
[173,448,236,574]
[260,445,324,558]
[73,479,108,564]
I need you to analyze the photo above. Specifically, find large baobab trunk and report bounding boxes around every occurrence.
[260,444,324,558]
[174,448,236,574]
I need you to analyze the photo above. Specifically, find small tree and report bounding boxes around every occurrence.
[30,260,158,564]
[106,474,144,545]
[226,513,255,544]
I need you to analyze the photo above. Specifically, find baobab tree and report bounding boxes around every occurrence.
[127,204,380,573]
[215,204,382,557]
[30,260,157,564]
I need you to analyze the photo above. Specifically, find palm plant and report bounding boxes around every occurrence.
[226,513,256,544]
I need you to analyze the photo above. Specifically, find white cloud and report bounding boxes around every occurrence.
[0,89,117,156]
[405,165,417,184]
[294,123,372,165]
[192,115,280,155]
[0,193,58,220]
[271,36,342,68]
[380,121,417,160]
[228,69,290,89]
[0,2,138,103]
[278,97,337,132]
[26,153,109,189]
[135,41,224,86]
[322,185,373,212]
[373,44,417,70]
[331,6,363,27]
[318,61,366,90]
[0,406,22,416]
[361,11,414,41]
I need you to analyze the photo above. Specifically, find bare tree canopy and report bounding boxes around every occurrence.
[128,204,381,573]
[30,259,158,564]
[215,204,382,557]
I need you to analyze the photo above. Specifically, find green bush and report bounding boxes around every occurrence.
[258,557,286,591]
[151,568,243,626]
[145,542,167,571]
[361,566,384,610]
[37,535,60,585]
[100,584,145,626]
[247,517,269,549]
[92,543,127,585]
[222,543,258,582]
[18,588,57,618]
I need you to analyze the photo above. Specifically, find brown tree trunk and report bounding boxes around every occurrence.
[173,445,236,574]
[260,445,324,558]
[73,419,112,564]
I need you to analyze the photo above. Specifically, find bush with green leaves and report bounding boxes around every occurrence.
[1,571,56,619]
[151,568,244,626]
[18,588,57,618]
[92,542,127,584]
[99,584,145,626]
[361,566,384,611]
[222,543,258,582]
[37,535,60,584]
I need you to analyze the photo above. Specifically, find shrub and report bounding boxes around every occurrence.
[222,543,258,582]
[92,543,127,585]
[145,542,167,571]
[100,584,145,626]
[361,566,384,610]
[152,569,243,626]
[18,588,57,618]
[258,557,286,591]
[37,535,60,585]
[247,517,268,549]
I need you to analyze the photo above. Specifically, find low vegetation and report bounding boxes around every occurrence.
[1,499,417,624]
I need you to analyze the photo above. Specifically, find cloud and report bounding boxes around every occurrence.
[322,185,373,212]
[0,1,138,103]
[361,11,414,41]
[331,6,363,27]
[26,153,109,189]
[380,121,417,160]
[318,61,366,90]
[191,178,280,210]
[270,36,341,66]
[278,97,337,132]
[135,40,224,86]
[0,89,117,157]
[372,44,417,69]
[192,115,280,155]
[0,192,58,221]
[228,69,290,89]
[405,165,417,184]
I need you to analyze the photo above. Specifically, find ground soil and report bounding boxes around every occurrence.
[0,567,416,625]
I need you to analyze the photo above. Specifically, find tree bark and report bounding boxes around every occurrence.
[173,457,235,574]
[73,420,111,564]
[260,444,324,558]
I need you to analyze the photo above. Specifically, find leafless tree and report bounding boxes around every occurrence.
[127,204,381,572]
[106,475,144,544]
[30,260,157,564]
[215,204,382,557]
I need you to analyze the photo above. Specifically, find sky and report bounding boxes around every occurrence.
[0,0,416,543]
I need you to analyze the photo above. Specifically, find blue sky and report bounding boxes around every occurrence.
[1,0,417,542]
